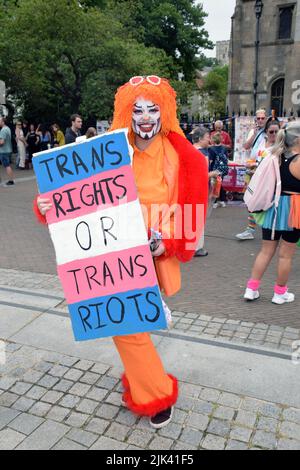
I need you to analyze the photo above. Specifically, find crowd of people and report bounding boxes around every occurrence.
[187,109,300,306]
[183,121,232,256]
[0,114,98,185]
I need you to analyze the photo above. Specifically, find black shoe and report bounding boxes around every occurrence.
[194,248,208,257]
[5,180,15,186]
[149,406,173,429]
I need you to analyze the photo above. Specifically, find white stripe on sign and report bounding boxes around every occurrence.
[49,200,149,265]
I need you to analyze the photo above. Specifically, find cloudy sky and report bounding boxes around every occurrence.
[199,0,236,56]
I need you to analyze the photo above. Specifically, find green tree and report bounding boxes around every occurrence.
[201,65,229,115]
[79,0,107,8]
[106,0,213,80]
[199,55,220,69]
[0,0,171,125]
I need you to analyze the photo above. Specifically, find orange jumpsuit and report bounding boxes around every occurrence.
[113,134,180,416]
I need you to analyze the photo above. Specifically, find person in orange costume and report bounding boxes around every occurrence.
[33,75,208,428]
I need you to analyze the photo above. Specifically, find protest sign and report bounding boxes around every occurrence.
[234,116,293,163]
[234,116,253,163]
[33,129,166,341]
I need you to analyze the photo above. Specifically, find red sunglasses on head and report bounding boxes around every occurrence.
[129,75,161,86]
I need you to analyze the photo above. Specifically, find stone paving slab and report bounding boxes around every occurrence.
[156,335,300,409]
[0,274,63,297]
[0,339,300,450]
[0,289,60,310]
[1,179,300,450]
[7,308,162,366]
[1,179,300,328]
[1,281,299,355]
[0,304,41,340]
[0,166,36,184]
[2,302,300,407]
[169,311,300,354]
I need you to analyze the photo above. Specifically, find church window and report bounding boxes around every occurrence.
[278,6,294,40]
[271,78,285,117]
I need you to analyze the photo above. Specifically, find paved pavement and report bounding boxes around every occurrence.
[0,175,56,274]
[0,166,35,184]
[1,175,300,450]
[0,176,299,327]
[1,297,300,451]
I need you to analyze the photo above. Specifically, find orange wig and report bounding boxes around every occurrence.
[110,78,185,142]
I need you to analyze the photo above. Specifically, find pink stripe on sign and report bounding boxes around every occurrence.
[57,244,157,304]
[44,165,136,224]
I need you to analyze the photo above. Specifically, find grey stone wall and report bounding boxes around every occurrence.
[228,0,300,115]
[216,41,230,66]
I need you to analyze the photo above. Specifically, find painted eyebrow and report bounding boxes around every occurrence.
[133,104,158,108]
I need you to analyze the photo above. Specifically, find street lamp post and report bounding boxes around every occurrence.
[254,0,264,112]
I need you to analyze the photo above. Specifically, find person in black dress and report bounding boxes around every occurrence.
[26,124,40,168]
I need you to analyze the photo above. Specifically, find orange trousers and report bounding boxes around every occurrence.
[113,332,178,417]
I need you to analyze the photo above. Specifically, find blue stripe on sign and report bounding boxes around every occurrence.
[68,285,167,341]
[33,131,131,193]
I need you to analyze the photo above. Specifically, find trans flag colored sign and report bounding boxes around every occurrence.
[33,129,166,341]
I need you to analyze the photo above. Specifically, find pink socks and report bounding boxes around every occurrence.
[274,284,288,295]
[247,280,288,295]
[247,279,261,291]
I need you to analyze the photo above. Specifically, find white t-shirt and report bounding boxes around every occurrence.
[247,129,266,160]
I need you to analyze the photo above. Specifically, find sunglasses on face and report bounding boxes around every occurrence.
[256,117,265,121]
[268,130,278,134]
[129,75,161,86]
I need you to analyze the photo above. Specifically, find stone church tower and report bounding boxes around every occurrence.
[228,0,300,116]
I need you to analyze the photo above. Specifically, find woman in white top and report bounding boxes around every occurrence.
[236,118,281,240]
[15,122,27,169]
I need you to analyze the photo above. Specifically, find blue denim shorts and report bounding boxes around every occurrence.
[0,153,11,168]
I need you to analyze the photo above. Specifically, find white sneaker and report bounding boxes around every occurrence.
[213,203,218,209]
[244,288,260,301]
[272,291,295,305]
[218,201,226,208]
[236,229,255,240]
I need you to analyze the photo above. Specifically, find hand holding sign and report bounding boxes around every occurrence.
[37,197,52,215]
[151,242,166,257]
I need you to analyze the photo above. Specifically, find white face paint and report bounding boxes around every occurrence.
[132,98,161,140]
